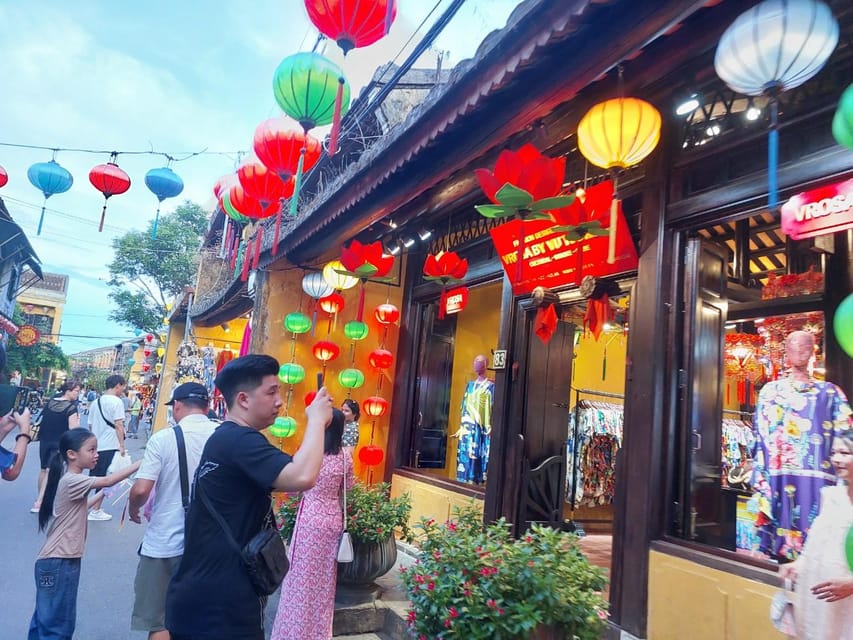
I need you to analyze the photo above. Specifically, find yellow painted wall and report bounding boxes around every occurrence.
[443,282,503,480]
[648,550,786,640]
[572,325,627,401]
[391,472,484,532]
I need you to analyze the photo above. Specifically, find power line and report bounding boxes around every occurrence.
[0,141,244,162]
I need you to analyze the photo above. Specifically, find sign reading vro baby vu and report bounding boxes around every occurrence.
[781,179,853,241]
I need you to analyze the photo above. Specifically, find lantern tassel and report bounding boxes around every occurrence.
[289,148,306,217]
[233,244,244,278]
[768,98,779,210]
[272,201,283,256]
[311,300,318,338]
[328,77,346,156]
[438,287,447,320]
[98,201,108,233]
[253,225,263,271]
[37,202,47,236]
[607,198,619,264]
[151,204,162,240]
[357,283,366,323]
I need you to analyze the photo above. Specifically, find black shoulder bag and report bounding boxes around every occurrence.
[196,476,288,596]
[173,426,190,516]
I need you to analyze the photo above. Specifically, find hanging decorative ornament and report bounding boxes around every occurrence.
[213,174,239,200]
[358,444,385,467]
[304,390,318,406]
[0,165,7,189]
[157,347,165,358]
[577,72,661,263]
[338,240,396,321]
[278,362,306,385]
[224,185,278,277]
[714,0,839,210]
[832,83,853,150]
[423,251,468,319]
[273,51,352,159]
[312,340,341,363]
[284,312,313,335]
[158,333,167,343]
[155,363,163,374]
[89,153,132,232]
[374,303,400,325]
[834,292,853,359]
[27,159,73,235]
[269,415,298,438]
[237,160,295,255]
[318,292,345,315]
[322,260,359,292]
[362,395,389,418]
[305,0,397,55]
[142,362,152,373]
[368,348,394,370]
[127,358,136,366]
[143,346,153,358]
[144,166,184,238]
[302,272,334,336]
[724,333,766,404]
[145,334,155,344]
[343,320,369,341]
[338,368,365,389]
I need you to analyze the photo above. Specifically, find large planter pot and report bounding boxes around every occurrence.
[335,534,397,605]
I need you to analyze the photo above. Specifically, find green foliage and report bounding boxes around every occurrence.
[278,481,413,546]
[106,201,208,333]
[401,506,609,640]
[5,339,68,380]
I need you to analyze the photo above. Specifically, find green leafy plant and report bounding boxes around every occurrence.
[401,506,608,640]
[278,482,413,546]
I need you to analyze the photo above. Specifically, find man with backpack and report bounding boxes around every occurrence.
[87,374,127,521]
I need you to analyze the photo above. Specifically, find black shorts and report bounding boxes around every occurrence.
[91,449,117,477]
[39,442,59,469]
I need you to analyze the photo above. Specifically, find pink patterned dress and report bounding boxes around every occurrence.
[271,451,355,640]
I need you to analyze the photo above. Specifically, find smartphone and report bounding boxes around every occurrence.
[317,372,324,391]
[0,385,30,416]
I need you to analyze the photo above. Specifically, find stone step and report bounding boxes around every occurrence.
[333,634,388,639]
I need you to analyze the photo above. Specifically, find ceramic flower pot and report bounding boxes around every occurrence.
[335,533,397,605]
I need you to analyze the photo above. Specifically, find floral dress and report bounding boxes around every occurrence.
[341,421,360,448]
[456,378,495,484]
[750,379,852,559]
[271,451,356,640]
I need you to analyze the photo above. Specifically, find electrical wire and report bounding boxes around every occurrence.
[0,141,243,161]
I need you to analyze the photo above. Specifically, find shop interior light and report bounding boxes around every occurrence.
[386,239,402,256]
[675,94,700,116]
[221,322,230,333]
[706,124,721,137]
[746,106,762,121]
[417,227,432,241]
[388,220,398,229]
[402,236,416,248]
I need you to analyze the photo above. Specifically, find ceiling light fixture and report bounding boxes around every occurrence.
[402,237,416,248]
[746,106,761,121]
[676,94,700,116]
[706,124,721,137]
[386,239,402,256]
[417,227,432,241]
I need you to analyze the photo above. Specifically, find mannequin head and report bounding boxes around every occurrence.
[473,355,488,377]
[785,331,816,370]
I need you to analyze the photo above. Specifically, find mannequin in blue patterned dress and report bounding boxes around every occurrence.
[341,399,360,458]
[454,355,495,484]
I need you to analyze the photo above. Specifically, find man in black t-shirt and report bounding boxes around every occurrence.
[165,354,333,640]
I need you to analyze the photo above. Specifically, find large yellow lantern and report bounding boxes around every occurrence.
[322,260,358,291]
[577,95,661,263]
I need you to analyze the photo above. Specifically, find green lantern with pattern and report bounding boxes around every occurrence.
[269,416,297,438]
[278,362,306,385]
[338,368,365,389]
[284,312,312,334]
[343,321,369,341]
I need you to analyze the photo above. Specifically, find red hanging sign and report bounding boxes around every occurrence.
[444,287,469,315]
[489,204,638,296]
[15,325,40,347]
[781,179,853,240]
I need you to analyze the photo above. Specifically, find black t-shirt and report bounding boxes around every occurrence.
[38,399,78,446]
[165,421,292,640]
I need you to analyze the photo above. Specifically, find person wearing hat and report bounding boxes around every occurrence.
[128,382,217,640]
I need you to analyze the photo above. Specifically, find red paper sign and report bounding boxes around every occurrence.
[489,208,638,295]
[15,325,40,347]
[444,287,469,315]
[781,179,853,240]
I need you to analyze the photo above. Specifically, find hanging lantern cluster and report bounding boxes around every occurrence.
[337,240,396,321]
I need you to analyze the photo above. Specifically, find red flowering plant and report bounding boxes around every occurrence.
[402,506,608,640]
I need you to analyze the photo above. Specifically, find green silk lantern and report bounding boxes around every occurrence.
[221,187,251,224]
[338,368,365,389]
[343,320,369,341]
[284,312,312,334]
[834,293,853,359]
[273,52,351,132]
[278,362,306,385]
[269,416,297,438]
[832,83,853,150]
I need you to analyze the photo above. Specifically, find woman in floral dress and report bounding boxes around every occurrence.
[272,408,356,640]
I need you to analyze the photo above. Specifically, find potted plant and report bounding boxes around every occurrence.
[278,482,413,603]
[401,506,608,640]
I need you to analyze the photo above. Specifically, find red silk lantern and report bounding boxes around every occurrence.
[304,390,318,406]
[374,303,399,325]
[358,444,385,467]
[0,165,7,189]
[141,362,152,373]
[312,340,341,362]
[237,162,295,256]
[305,0,397,55]
[226,183,278,220]
[213,174,238,199]
[340,240,396,321]
[362,395,388,417]
[253,118,323,181]
[318,292,345,315]
[89,157,131,232]
[368,348,393,370]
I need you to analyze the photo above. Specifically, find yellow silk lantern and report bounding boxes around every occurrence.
[322,260,358,291]
[577,95,661,263]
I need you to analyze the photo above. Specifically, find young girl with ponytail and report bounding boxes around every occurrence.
[29,429,140,640]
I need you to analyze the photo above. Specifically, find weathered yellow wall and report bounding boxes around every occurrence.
[391,472,484,531]
[648,550,786,640]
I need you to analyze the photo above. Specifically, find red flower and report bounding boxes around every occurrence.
[340,239,395,278]
[487,599,497,609]
[550,180,614,229]
[475,143,565,203]
[423,251,468,282]
[449,607,459,618]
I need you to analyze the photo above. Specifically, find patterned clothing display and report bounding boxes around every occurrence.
[201,346,216,397]
[566,401,623,507]
[341,421,360,448]
[794,485,853,639]
[750,378,852,559]
[721,418,755,490]
[456,378,494,484]
[271,452,356,640]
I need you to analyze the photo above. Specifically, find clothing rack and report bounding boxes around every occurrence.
[565,387,625,536]
[723,408,753,417]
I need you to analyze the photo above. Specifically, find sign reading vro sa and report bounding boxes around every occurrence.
[781,179,853,240]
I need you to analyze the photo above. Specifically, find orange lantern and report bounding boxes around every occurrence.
[368,348,394,370]
[374,303,399,325]
[363,395,389,417]
[358,444,384,467]
[312,340,341,363]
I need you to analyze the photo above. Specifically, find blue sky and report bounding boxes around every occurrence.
[0,0,518,354]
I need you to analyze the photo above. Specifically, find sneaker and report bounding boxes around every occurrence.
[30,504,40,514]
[87,509,112,521]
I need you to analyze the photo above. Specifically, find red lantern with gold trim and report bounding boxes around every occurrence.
[362,395,388,418]
[374,303,399,325]
[312,340,341,363]
[368,348,393,370]
[358,444,384,467]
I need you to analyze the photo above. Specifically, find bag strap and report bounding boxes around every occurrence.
[97,398,116,429]
[173,426,190,516]
[196,477,275,557]
[341,453,348,530]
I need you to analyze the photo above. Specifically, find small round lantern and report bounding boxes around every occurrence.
[319,292,345,315]
[269,416,298,438]
[155,363,163,374]
[312,340,341,362]
[143,347,153,358]
[127,358,136,366]
[368,348,394,370]
[304,390,318,406]
[338,368,365,389]
[374,303,400,325]
[358,444,385,467]
[142,363,152,373]
[302,272,334,300]
[145,334,155,344]
[284,312,312,334]
[834,293,853,358]
[278,363,306,385]
[343,321,369,341]
[363,395,389,418]
[323,260,359,291]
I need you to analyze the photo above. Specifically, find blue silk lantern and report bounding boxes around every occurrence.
[145,167,185,238]
[27,160,73,235]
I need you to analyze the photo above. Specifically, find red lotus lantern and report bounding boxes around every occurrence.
[305,0,397,55]
[339,240,396,321]
[358,444,385,467]
[374,303,399,325]
[368,348,393,370]
[141,362,152,373]
[312,340,341,362]
[89,155,131,232]
[363,395,389,418]
[318,292,345,315]
[423,251,468,319]
[0,165,7,189]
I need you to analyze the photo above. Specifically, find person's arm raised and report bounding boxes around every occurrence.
[272,387,333,492]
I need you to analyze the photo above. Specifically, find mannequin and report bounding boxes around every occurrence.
[215,343,234,372]
[453,355,495,484]
[751,330,852,560]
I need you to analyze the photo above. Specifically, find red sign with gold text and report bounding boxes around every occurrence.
[444,287,469,315]
[489,207,638,295]
[781,179,853,240]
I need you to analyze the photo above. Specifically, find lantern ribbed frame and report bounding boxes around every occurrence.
[323,260,359,291]
[273,52,351,131]
[344,320,370,341]
[312,340,341,362]
[358,444,385,466]
[338,368,365,389]
[302,272,334,299]
[374,303,400,325]
[278,363,306,385]
[284,312,312,334]
[577,98,661,170]
[363,395,389,417]
[269,415,298,438]
[319,292,345,315]
[368,348,394,370]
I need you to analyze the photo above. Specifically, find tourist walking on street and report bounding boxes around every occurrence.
[30,428,140,640]
[128,392,143,439]
[128,382,217,640]
[31,380,81,513]
[165,354,334,640]
[1,408,33,481]
[271,408,354,640]
[87,375,128,521]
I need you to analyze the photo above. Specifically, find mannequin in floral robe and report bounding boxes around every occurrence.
[454,355,495,484]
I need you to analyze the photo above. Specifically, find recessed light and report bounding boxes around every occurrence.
[676,96,700,116]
